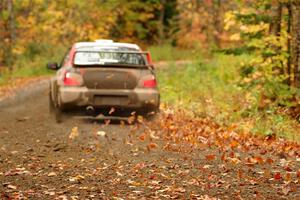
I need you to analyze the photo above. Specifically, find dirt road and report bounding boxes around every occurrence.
[0,80,300,199]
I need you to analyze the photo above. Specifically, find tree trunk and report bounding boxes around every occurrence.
[213,0,222,48]
[7,0,16,43]
[0,1,4,69]
[158,0,166,44]
[6,0,16,71]
[291,1,300,87]
[270,1,282,36]
[287,2,292,85]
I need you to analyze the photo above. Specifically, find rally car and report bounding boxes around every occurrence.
[47,40,160,122]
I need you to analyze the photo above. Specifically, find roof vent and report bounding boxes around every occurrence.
[95,39,114,43]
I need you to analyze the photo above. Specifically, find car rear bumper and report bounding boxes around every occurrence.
[59,86,160,110]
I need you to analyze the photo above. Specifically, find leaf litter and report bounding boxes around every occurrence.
[1,107,300,199]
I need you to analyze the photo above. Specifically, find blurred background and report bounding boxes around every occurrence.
[1,1,299,80]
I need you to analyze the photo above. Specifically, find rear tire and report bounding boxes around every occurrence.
[49,87,64,123]
[54,107,63,123]
[49,91,55,113]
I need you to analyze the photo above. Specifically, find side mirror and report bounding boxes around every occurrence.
[47,62,59,70]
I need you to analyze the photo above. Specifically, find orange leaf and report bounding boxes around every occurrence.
[296,170,300,178]
[237,170,243,179]
[221,153,226,161]
[230,140,239,149]
[148,143,158,149]
[254,156,264,164]
[284,173,292,182]
[264,169,271,178]
[266,158,274,164]
[139,134,146,141]
[205,154,216,161]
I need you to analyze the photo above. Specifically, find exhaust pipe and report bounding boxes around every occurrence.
[86,106,95,115]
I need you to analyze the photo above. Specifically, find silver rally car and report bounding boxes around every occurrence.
[47,40,160,122]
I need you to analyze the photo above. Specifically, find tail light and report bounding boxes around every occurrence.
[146,52,153,65]
[143,78,157,88]
[63,72,80,86]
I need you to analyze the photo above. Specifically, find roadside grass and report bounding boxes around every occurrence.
[148,44,202,61]
[0,46,64,86]
[157,53,300,141]
[0,60,53,86]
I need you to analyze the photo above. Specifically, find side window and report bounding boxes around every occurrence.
[60,49,71,67]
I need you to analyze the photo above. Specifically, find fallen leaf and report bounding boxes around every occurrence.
[175,187,186,193]
[48,172,57,177]
[266,158,274,164]
[7,184,17,190]
[97,131,106,137]
[58,195,68,200]
[150,131,159,140]
[274,172,281,180]
[284,165,292,172]
[228,157,241,164]
[109,107,115,115]
[11,151,18,155]
[44,191,55,195]
[137,115,144,123]
[104,119,111,125]
[139,134,146,141]
[203,165,211,169]
[263,169,271,179]
[128,116,135,124]
[69,127,79,140]
[147,143,158,149]
[282,186,291,195]
[284,172,292,183]
[69,175,85,182]
[205,154,216,161]
[249,179,258,185]
[296,169,300,179]
[116,171,123,176]
[230,140,239,149]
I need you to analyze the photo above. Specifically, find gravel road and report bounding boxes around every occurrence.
[0,80,299,200]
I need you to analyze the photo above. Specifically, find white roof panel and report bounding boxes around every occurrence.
[74,41,140,51]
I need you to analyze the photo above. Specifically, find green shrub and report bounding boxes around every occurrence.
[0,43,66,85]
[149,44,202,61]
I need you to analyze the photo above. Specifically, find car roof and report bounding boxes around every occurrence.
[74,40,141,51]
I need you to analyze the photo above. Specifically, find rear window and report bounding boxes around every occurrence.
[74,51,146,66]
